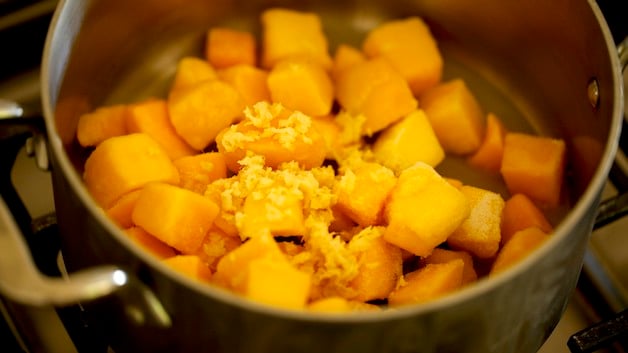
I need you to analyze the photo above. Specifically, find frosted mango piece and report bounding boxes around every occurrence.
[163,255,213,282]
[420,79,485,155]
[421,248,477,285]
[267,58,334,117]
[173,152,227,194]
[363,17,443,96]
[348,227,403,301]
[125,226,176,260]
[383,162,470,257]
[490,227,550,275]
[261,8,332,70]
[336,57,418,136]
[218,65,271,107]
[206,27,256,69]
[447,185,505,259]
[331,44,366,81]
[132,182,219,254]
[372,109,445,172]
[83,133,180,208]
[126,99,197,160]
[106,189,142,228]
[240,186,306,238]
[170,57,217,93]
[77,104,129,147]
[245,256,311,309]
[168,80,245,150]
[388,259,464,306]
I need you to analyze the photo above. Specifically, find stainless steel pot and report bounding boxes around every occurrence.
[1,0,627,352]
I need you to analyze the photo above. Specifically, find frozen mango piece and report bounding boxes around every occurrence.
[267,58,334,117]
[420,79,485,155]
[335,161,397,226]
[240,186,306,238]
[372,109,445,172]
[163,255,213,282]
[76,104,129,147]
[501,193,553,245]
[490,227,550,275]
[467,113,508,172]
[168,79,245,150]
[261,8,332,69]
[383,162,470,257]
[447,185,505,259]
[245,256,311,309]
[170,56,217,93]
[218,65,271,107]
[388,259,464,306]
[421,248,477,285]
[331,44,366,81]
[336,58,418,136]
[363,17,443,96]
[125,226,176,260]
[83,133,180,208]
[500,133,566,207]
[348,227,403,301]
[196,228,242,271]
[173,152,227,194]
[206,27,256,69]
[307,297,351,313]
[126,99,197,160]
[106,189,142,228]
[132,182,219,254]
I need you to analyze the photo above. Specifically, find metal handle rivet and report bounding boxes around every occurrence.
[588,78,600,110]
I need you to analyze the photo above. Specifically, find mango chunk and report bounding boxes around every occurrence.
[218,65,271,107]
[311,116,342,159]
[372,109,445,172]
[267,58,334,117]
[170,56,217,93]
[196,229,242,270]
[447,185,505,259]
[490,227,550,275]
[501,193,553,246]
[307,297,351,313]
[261,8,332,70]
[173,152,227,194]
[106,189,142,228]
[420,79,485,155]
[239,186,306,238]
[383,162,469,257]
[83,133,180,208]
[467,113,507,172]
[336,58,418,136]
[500,133,566,207]
[168,79,245,150]
[126,99,197,160]
[76,104,129,147]
[246,256,311,309]
[206,27,256,69]
[163,255,213,282]
[132,182,219,254]
[421,248,477,285]
[331,44,366,81]
[363,17,443,96]
[125,226,177,260]
[388,259,464,306]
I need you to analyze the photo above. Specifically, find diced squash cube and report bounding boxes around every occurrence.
[245,256,311,309]
[420,79,485,155]
[106,189,142,228]
[76,104,129,147]
[196,228,242,270]
[363,17,443,96]
[206,28,256,69]
[261,8,332,70]
[307,297,351,313]
[421,248,477,285]
[170,57,217,93]
[217,65,271,107]
[162,255,213,282]
[336,58,418,136]
[348,227,403,301]
[467,113,508,172]
[124,226,176,260]
[372,109,445,172]
[239,186,306,238]
[383,162,470,257]
[168,80,245,150]
[388,259,464,306]
[335,161,397,226]
[311,115,342,159]
[447,185,505,259]
[173,152,227,194]
[83,133,180,208]
[131,182,219,254]
[501,193,553,245]
[331,44,366,81]
[500,133,566,207]
[267,58,334,117]
[490,227,550,275]
[126,99,197,160]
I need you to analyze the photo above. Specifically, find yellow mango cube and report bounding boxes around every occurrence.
[311,116,342,159]
[170,56,217,93]
[125,226,177,260]
[245,256,311,309]
[76,104,129,147]
[106,189,142,228]
[196,228,242,270]
[206,27,256,69]
[239,186,306,238]
[383,162,470,257]
[217,64,271,107]
[421,248,477,285]
[388,259,464,306]
[131,182,220,254]
[83,133,180,208]
[331,44,366,81]
[447,185,505,258]
[372,109,445,172]
[307,297,351,313]
[162,255,213,283]
[420,79,485,155]
[490,227,550,275]
[173,152,227,194]
[363,17,443,96]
